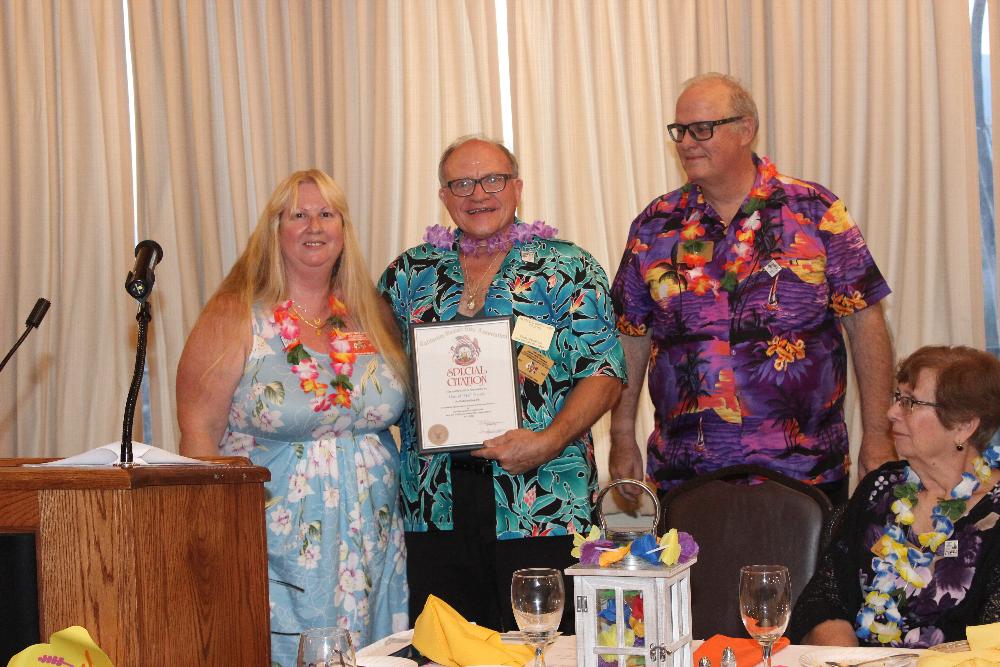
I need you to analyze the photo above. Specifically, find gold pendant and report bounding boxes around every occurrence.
[466,297,475,310]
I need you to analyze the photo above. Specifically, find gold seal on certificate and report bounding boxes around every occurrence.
[410,316,522,453]
[427,424,449,445]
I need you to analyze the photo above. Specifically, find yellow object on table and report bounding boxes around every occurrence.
[7,625,114,667]
[917,622,1000,667]
[412,594,535,667]
[968,622,1000,651]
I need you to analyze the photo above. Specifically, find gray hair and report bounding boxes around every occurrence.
[437,135,520,186]
[682,72,759,139]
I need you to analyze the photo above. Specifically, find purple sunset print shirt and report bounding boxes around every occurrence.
[611,155,890,492]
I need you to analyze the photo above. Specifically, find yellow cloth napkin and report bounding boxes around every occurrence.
[412,594,535,667]
[917,622,1000,667]
[968,622,1000,650]
[7,625,114,667]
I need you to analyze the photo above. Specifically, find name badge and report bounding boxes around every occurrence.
[763,259,782,277]
[512,317,555,351]
[942,540,959,558]
[518,347,554,384]
[343,331,377,355]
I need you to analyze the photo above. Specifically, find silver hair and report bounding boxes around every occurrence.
[682,72,759,139]
[437,135,520,186]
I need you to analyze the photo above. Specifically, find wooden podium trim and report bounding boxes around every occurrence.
[0,456,271,664]
[0,456,269,490]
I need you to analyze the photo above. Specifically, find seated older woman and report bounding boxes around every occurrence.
[789,345,1000,647]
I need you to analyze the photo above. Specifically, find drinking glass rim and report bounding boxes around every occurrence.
[740,564,789,574]
[300,626,352,637]
[512,567,562,577]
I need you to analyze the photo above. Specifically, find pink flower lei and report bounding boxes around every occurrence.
[273,296,356,411]
[423,219,558,255]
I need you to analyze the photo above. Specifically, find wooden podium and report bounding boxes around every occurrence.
[0,457,271,665]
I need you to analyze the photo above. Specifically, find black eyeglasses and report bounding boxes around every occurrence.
[891,390,943,413]
[667,116,744,142]
[443,173,513,197]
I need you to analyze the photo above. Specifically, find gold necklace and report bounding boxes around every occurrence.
[290,302,328,331]
[461,251,503,311]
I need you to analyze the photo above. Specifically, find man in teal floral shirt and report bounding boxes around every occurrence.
[378,136,625,633]
[610,73,896,503]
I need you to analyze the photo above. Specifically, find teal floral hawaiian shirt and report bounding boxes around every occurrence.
[378,221,626,539]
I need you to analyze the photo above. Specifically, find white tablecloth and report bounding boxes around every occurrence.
[540,637,818,667]
[357,632,908,667]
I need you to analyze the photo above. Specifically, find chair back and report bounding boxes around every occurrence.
[660,465,832,638]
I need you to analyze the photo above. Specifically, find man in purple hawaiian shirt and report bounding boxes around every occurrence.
[609,73,895,503]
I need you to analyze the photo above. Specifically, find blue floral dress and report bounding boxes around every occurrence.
[218,307,408,666]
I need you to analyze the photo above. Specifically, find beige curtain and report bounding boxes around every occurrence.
[0,0,135,457]
[508,0,984,486]
[128,0,503,451]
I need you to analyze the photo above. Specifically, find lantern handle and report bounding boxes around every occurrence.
[594,478,660,534]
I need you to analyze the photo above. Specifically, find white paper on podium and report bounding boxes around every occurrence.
[33,442,212,466]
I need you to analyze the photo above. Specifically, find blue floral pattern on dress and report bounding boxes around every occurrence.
[219,307,408,665]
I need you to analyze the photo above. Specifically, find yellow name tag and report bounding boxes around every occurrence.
[517,347,554,384]
[512,316,555,350]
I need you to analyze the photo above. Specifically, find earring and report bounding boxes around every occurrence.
[956,442,965,451]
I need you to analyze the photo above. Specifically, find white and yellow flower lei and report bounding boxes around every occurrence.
[856,450,997,645]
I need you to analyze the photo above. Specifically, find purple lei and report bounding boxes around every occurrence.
[423,219,558,255]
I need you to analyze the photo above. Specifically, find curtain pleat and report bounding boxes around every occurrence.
[0,0,134,457]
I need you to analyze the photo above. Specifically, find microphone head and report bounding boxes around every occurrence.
[135,239,164,263]
[126,240,164,300]
[26,298,50,329]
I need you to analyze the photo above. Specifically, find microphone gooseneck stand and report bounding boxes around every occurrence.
[120,239,162,467]
[120,298,151,466]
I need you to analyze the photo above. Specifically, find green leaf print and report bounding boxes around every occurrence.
[264,381,285,405]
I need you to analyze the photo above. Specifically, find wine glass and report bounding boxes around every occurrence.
[511,567,565,667]
[297,626,356,667]
[739,565,791,667]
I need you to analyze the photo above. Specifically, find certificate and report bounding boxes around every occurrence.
[410,316,522,453]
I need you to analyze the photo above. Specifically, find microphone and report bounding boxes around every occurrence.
[0,298,51,374]
[125,240,163,301]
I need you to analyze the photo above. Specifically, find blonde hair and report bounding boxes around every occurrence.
[209,168,410,392]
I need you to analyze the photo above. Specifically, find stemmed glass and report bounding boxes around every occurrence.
[739,565,791,667]
[511,568,565,667]
[297,626,356,667]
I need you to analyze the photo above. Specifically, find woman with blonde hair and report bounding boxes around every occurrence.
[177,169,409,664]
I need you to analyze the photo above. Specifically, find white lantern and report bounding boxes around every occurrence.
[566,481,694,667]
